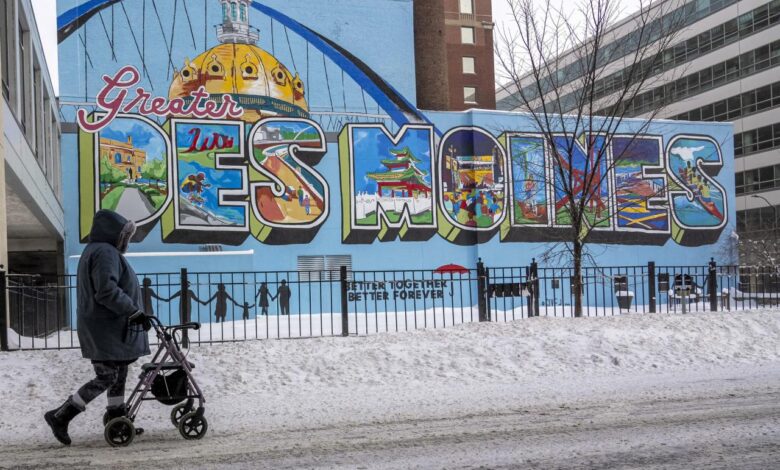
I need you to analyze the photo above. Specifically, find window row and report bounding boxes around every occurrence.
[605,39,780,117]
[737,206,780,233]
[0,0,62,199]
[497,0,740,108]
[222,2,248,23]
[586,0,780,111]
[674,81,780,122]
[735,122,780,157]
[736,163,780,195]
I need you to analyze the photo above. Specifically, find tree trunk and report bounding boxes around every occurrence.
[573,239,583,318]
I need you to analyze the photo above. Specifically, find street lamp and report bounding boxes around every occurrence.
[751,194,779,291]
[751,194,777,236]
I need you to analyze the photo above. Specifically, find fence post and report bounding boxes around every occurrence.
[180,268,189,348]
[708,258,718,312]
[648,261,656,313]
[477,258,489,322]
[340,265,349,336]
[0,268,8,351]
[530,259,539,317]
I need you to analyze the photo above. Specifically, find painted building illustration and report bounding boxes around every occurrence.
[168,0,308,124]
[99,136,147,181]
[57,0,736,289]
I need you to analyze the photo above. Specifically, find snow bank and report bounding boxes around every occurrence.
[6,299,770,349]
[1,309,779,447]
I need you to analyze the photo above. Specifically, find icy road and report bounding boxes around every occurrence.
[1,310,779,469]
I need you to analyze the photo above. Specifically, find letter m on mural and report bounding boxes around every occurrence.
[339,124,437,243]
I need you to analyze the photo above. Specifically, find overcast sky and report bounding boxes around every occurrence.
[33,0,643,97]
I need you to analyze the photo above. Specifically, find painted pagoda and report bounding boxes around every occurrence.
[367,147,431,198]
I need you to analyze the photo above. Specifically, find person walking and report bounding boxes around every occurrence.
[44,210,151,446]
[304,195,311,215]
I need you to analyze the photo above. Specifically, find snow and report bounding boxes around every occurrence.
[1,309,779,467]
[7,299,773,349]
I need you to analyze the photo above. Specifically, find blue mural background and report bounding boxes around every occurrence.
[57,0,737,280]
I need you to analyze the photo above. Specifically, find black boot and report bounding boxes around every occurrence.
[44,399,82,445]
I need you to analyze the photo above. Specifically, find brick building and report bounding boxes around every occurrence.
[414,0,496,111]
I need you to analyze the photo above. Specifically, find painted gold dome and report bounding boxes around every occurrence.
[169,43,309,123]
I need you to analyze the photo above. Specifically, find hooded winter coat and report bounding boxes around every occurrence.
[76,210,150,361]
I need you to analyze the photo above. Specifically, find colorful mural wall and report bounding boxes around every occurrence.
[58,0,736,277]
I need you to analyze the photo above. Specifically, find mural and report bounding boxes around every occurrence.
[340,124,436,243]
[61,0,735,278]
[667,136,728,246]
[96,116,169,221]
[248,118,328,244]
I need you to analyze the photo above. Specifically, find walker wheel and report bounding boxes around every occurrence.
[170,402,192,427]
[104,417,135,447]
[178,412,208,440]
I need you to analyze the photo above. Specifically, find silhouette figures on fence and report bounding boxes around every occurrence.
[233,301,255,320]
[273,280,292,316]
[256,282,271,316]
[202,283,235,323]
[167,281,204,325]
[141,278,167,316]
[140,278,298,323]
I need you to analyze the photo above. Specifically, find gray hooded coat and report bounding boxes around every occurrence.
[76,210,150,361]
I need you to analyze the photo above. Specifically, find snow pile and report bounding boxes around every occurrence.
[1,309,779,448]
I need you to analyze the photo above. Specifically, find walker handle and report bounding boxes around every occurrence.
[168,322,201,331]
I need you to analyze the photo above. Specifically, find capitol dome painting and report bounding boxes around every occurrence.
[168,0,309,123]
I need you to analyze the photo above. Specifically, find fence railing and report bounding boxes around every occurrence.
[2,260,780,351]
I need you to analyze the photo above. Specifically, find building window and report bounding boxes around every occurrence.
[464,87,477,104]
[459,0,474,15]
[735,123,780,158]
[736,164,780,195]
[462,56,475,74]
[0,0,9,100]
[546,1,780,115]
[595,39,780,117]
[231,2,237,21]
[34,65,43,162]
[18,20,29,133]
[461,26,475,44]
[240,3,246,22]
[737,206,780,235]
[114,153,121,164]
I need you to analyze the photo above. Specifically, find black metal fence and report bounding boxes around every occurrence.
[2,260,780,351]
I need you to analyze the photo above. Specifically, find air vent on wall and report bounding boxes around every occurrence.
[298,255,352,281]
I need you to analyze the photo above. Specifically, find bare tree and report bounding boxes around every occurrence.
[494,0,698,316]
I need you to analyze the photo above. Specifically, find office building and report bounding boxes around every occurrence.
[1,0,64,276]
[496,0,780,256]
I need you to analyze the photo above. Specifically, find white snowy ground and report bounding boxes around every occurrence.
[1,310,779,469]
